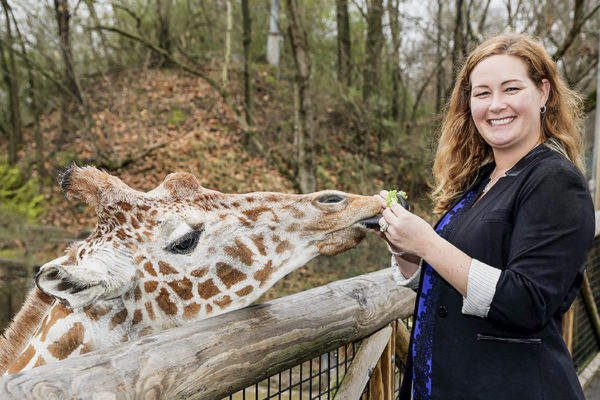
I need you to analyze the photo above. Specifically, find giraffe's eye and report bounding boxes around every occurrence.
[167,230,202,254]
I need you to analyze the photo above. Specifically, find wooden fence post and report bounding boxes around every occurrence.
[562,305,575,354]
[334,326,393,399]
[368,323,395,399]
[581,272,600,345]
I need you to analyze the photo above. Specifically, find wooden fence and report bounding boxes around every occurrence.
[0,269,415,399]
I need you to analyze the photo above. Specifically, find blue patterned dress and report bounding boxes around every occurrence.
[411,190,478,400]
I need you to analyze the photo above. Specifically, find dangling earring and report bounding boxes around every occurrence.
[540,105,547,114]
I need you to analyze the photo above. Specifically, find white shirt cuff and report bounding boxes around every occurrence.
[391,256,421,290]
[462,258,501,318]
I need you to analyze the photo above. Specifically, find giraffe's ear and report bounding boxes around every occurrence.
[35,259,106,309]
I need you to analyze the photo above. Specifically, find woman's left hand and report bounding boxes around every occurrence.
[375,190,437,258]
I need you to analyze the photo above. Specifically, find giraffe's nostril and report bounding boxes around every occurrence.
[316,194,345,204]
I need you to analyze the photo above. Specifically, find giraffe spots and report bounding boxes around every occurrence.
[158,261,178,275]
[206,304,213,314]
[237,216,252,227]
[156,288,178,315]
[214,295,232,309]
[197,279,220,300]
[110,309,128,331]
[246,196,255,203]
[34,355,46,368]
[224,239,254,266]
[116,229,130,241]
[286,223,300,232]
[276,240,292,254]
[7,345,35,374]
[79,339,94,354]
[134,285,142,301]
[138,204,151,212]
[78,248,86,259]
[236,285,254,297]
[242,206,270,222]
[130,218,140,230]
[250,234,267,257]
[145,302,156,321]
[83,304,112,321]
[135,212,145,223]
[144,261,157,277]
[37,304,73,342]
[167,278,194,300]
[144,281,158,293]
[190,266,209,278]
[139,327,154,337]
[47,322,85,360]
[117,201,133,211]
[134,255,145,265]
[254,261,276,288]
[216,262,246,289]
[132,309,143,325]
[114,211,127,225]
[64,246,78,266]
[183,303,202,320]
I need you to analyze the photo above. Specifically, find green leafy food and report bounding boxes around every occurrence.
[386,189,408,208]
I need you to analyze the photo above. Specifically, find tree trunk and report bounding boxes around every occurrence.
[54,0,83,104]
[267,0,280,67]
[362,0,384,103]
[286,0,316,193]
[435,0,444,113]
[9,4,44,179]
[0,0,22,165]
[387,0,401,120]
[450,0,464,86]
[335,0,351,86]
[153,0,173,67]
[242,0,253,127]
[222,0,232,87]
[83,0,113,67]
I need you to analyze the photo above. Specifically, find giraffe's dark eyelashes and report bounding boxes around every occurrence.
[316,194,345,204]
[166,230,203,254]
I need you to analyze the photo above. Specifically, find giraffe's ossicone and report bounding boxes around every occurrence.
[0,165,382,375]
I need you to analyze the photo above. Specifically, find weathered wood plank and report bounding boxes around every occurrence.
[368,323,395,400]
[335,326,392,400]
[0,269,415,400]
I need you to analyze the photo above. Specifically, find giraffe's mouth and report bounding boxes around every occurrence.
[357,192,409,229]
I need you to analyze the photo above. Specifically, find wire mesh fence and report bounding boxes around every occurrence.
[225,319,410,399]
[573,236,600,371]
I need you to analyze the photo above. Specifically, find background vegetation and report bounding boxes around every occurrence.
[0,0,598,328]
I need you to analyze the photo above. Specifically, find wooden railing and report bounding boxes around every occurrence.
[0,269,416,399]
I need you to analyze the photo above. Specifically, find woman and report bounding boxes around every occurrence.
[377,33,595,399]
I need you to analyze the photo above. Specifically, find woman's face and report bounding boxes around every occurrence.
[469,54,549,157]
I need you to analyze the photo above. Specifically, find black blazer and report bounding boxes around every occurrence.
[400,144,595,400]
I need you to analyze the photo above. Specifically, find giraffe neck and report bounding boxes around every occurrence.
[2,292,135,375]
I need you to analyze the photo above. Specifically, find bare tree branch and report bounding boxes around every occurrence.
[552,0,600,61]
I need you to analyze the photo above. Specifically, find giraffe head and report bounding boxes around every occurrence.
[35,165,382,330]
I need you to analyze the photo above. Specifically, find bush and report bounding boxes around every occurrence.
[0,164,44,222]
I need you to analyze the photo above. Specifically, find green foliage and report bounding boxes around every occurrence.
[167,108,186,126]
[0,164,45,222]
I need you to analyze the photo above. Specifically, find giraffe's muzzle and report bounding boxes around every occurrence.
[358,192,409,229]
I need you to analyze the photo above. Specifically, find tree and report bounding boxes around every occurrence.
[362,0,384,103]
[0,0,22,165]
[54,0,83,104]
[336,0,351,86]
[242,0,253,126]
[286,0,316,193]
[267,0,280,67]
[222,0,232,87]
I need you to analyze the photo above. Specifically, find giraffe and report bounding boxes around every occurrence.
[0,164,381,375]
